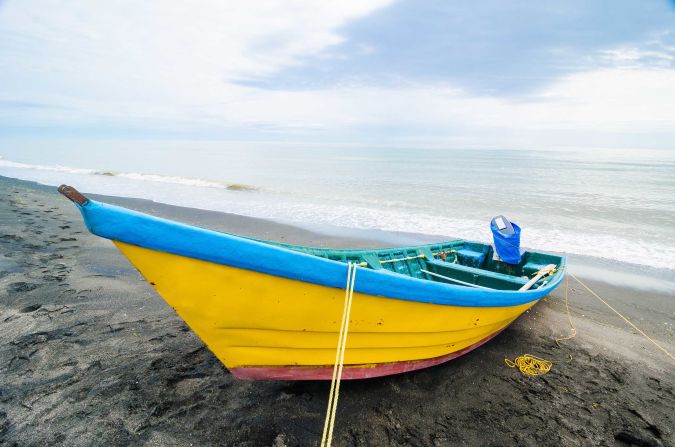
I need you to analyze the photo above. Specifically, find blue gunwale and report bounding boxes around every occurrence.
[74,199,566,307]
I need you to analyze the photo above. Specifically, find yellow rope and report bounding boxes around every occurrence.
[379,254,425,264]
[570,273,675,362]
[320,262,357,447]
[555,274,577,346]
[356,250,457,268]
[506,271,675,376]
[531,267,557,277]
[506,272,569,376]
[504,354,553,376]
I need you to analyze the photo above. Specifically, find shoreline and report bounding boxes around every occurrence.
[7,175,675,294]
[95,191,675,296]
[1,174,673,446]
[1,162,673,276]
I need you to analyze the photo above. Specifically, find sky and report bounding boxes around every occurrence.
[1,0,675,150]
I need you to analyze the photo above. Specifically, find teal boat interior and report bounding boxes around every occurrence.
[57,183,564,304]
[262,239,565,292]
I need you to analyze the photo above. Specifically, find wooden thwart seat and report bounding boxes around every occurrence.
[424,258,528,290]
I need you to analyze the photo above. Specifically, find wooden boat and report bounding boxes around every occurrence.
[58,185,566,380]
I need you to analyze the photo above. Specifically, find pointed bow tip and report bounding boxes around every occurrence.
[57,184,90,206]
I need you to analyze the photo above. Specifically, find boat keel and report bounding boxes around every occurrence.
[229,328,505,380]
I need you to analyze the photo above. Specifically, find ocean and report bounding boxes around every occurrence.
[1,143,674,270]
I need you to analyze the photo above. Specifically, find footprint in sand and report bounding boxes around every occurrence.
[44,274,67,282]
[8,282,40,293]
[19,304,42,313]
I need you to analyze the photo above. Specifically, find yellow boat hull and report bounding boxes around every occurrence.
[114,241,535,378]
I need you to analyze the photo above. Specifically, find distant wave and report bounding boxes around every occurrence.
[225,183,257,192]
[0,156,258,192]
[0,157,96,175]
[1,155,673,271]
[239,201,675,271]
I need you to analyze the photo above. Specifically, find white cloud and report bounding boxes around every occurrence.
[193,68,675,145]
[601,47,673,68]
[1,1,675,149]
[0,0,393,117]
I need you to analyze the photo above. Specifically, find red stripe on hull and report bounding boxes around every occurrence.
[229,328,506,381]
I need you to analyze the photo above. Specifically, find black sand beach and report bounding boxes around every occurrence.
[1,176,673,446]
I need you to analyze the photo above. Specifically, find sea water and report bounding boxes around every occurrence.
[1,142,674,270]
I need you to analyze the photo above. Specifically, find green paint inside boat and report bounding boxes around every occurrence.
[236,236,564,292]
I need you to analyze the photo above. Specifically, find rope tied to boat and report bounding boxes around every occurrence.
[505,272,572,377]
[506,271,675,377]
[570,273,675,362]
[554,274,576,346]
[531,266,558,276]
[320,262,358,447]
[355,250,457,268]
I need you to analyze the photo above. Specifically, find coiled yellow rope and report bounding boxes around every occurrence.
[320,262,357,447]
[504,273,571,376]
[504,354,553,376]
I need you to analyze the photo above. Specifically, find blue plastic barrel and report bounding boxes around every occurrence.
[490,216,522,264]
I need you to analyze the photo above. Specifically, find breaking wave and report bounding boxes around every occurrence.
[1,153,673,272]
[0,157,258,192]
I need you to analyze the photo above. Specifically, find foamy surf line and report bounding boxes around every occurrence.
[1,156,673,272]
[0,157,258,192]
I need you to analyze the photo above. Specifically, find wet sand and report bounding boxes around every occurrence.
[1,176,673,446]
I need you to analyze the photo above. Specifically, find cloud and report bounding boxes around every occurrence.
[0,0,393,123]
[1,0,674,149]
[248,0,675,94]
[198,68,675,148]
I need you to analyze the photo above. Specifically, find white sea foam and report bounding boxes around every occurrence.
[217,200,675,270]
[1,154,673,271]
[0,157,96,175]
[0,157,257,192]
[113,172,226,189]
